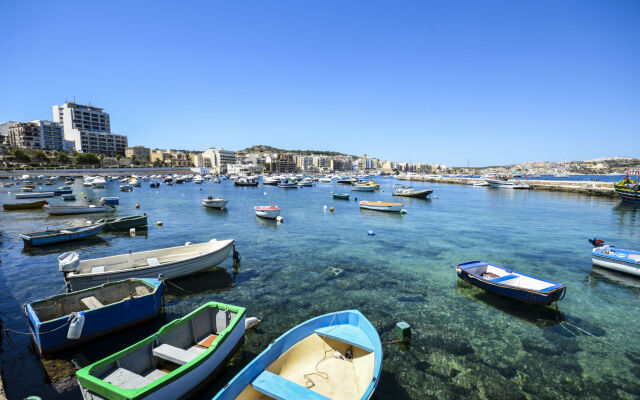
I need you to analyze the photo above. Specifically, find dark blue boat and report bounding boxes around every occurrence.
[456,261,566,305]
[25,278,164,356]
[19,222,105,246]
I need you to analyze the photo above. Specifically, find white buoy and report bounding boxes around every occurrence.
[323,205,327,211]
[276,216,284,223]
[245,317,261,329]
[264,192,267,196]
[129,228,136,236]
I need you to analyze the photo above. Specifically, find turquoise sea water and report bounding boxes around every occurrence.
[1,177,639,399]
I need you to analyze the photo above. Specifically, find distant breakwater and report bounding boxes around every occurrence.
[398,176,618,198]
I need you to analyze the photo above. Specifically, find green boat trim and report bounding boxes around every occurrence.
[97,215,148,231]
[76,302,246,400]
[333,193,350,199]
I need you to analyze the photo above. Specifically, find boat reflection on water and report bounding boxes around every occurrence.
[589,266,640,290]
[163,267,234,298]
[254,215,280,230]
[455,280,564,327]
[613,202,640,228]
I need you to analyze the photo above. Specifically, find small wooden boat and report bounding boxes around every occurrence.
[45,205,111,215]
[333,193,350,200]
[15,191,55,199]
[202,197,228,209]
[392,187,433,198]
[591,243,640,277]
[26,278,163,356]
[62,194,76,201]
[20,223,105,246]
[120,185,134,192]
[77,302,246,400]
[100,197,120,205]
[60,238,235,291]
[456,261,566,305]
[352,185,376,192]
[213,310,382,400]
[96,215,148,231]
[3,200,47,211]
[359,201,404,212]
[254,206,281,219]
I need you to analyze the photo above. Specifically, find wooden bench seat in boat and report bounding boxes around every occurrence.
[152,343,205,366]
[252,370,331,400]
[197,333,217,348]
[80,296,104,310]
[489,274,518,283]
[103,367,154,389]
[314,325,374,352]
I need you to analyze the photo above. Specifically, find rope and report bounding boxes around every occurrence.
[562,321,597,337]
[164,279,194,294]
[4,318,71,336]
[303,312,339,389]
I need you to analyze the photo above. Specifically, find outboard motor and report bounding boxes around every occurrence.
[588,238,606,247]
[58,251,80,272]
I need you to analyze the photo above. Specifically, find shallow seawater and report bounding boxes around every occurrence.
[1,177,640,399]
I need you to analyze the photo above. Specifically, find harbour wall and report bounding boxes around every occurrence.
[397,176,618,198]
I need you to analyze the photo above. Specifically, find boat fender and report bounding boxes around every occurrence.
[129,228,136,236]
[67,312,85,340]
[330,207,334,213]
[333,351,345,360]
[368,231,376,236]
[400,209,408,214]
[156,221,163,227]
[58,252,80,272]
[264,192,267,196]
[245,317,261,330]
[434,196,438,199]
[323,205,327,211]
[136,204,140,209]
[276,216,284,223]
[185,241,193,246]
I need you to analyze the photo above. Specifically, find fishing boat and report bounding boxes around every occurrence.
[337,176,357,184]
[59,238,235,291]
[262,176,280,185]
[235,177,259,186]
[45,205,112,215]
[213,310,382,400]
[130,179,141,187]
[614,169,640,204]
[202,197,228,209]
[3,200,47,211]
[20,223,105,246]
[26,278,163,356]
[278,180,298,189]
[120,185,134,192]
[254,206,281,219]
[62,194,76,201]
[76,302,245,400]
[149,181,160,188]
[359,201,404,212]
[100,197,120,206]
[15,191,55,199]
[590,240,640,277]
[91,178,107,188]
[297,177,314,187]
[351,184,376,192]
[96,215,148,231]
[455,261,566,305]
[355,180,380,190]
[392,186,433,198]
[333,193,350,200]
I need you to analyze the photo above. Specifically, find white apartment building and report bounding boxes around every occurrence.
[296,155,314,171]
[52,102,127,155]
[8,122,41,149]
[34,120,65,151]
[202,148,236,174]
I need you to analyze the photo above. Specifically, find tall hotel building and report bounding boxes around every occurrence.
[52,102,127,155]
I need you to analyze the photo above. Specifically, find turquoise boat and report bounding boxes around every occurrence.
[333,193,350,200]
[214,310,382,400]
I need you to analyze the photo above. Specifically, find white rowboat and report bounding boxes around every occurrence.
[202,198,228,209]
[358,201,404,212]
[254,206,281,219]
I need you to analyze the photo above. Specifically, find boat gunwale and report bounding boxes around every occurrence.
[19,222,106,240]
[76,302,246,400]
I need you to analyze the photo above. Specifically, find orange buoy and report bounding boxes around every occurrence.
[136,204,140,209]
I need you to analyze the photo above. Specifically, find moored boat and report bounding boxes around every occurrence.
[590,240,640,277]
[76,302,246,400]
[3,200,47,211]
[149,181,160,188]
[262,176,280,185]
[352,184,376,192]
[235,177,259,186]
[62,194,76,201]
[96,215,148,231]
[254,206,281,219]
[202,197,228,209]
[614,169,640,204]
[359,201,404,212]
[20,223,105,246]
[456,261,566,305]
[213,309,382,400]
[120,185,134,192]
[100,197,120,205]
[15,191,55,199]
[333,193,350,200]
[26,278,163,356]
[59,238,235,291]
[392,185,433,198]
[277,180,298,189]
[45,205,112,215]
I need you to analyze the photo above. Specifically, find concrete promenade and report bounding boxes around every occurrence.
[398,176,618,198]
[0,167,197,178]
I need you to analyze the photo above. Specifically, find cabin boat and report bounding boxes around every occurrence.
[486,177,530,189]
[96,215,148,231]
[45,205,112,215]
[456,261,566,305]
[15,192,55,199]
[614,170,640,204]
[358,201,404,212]
[213,310,382,400]
[591,244,640,277]
[202,197,228,209]
[319,177,333,183]
[100,197,120,206]
[278,180,298,189]
[254,206,281,219]
[20,223,105,246]
[262,177,280,185]
[3,200,47,211]
[337,176,357,184]
[333,193,350,200]
[120,185,134,192]
[26,278,163,356]
[76,302,246,400]
[392,186,433,198]
[297,178,313,187]
[60,238,235,291]
[235,177,259,186]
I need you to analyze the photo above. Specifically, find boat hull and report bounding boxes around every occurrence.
[98,216,148,231]
[45,205,109,215]
[202,199,228,209]
[65,240,234,291]
[255,209,280,219]
[333,194,350,200]
[352,186,376,192]
[592,250,640,277]
[359,202,403,212]
[3,200,47,210]
[15,192,55,199]
[392,189,433,198]
[20,223,105,246]
[615,189,640,204]
[26,279,163,357]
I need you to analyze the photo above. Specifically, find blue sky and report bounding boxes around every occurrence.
[1,1,638,166]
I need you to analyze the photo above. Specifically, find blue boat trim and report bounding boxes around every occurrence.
[314,325,375,352]
[252,370,331,400]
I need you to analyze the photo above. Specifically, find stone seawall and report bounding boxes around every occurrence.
[398,176,618,198]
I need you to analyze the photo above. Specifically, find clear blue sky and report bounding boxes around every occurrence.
[1,1,638,166]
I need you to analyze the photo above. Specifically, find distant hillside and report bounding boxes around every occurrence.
[240,145,354,157]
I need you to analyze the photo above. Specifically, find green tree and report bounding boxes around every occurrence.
[56,152,70,165]
[33,150,48,165]
[75,152,100,165]
[264,162,271,172]
[11,148,31,163]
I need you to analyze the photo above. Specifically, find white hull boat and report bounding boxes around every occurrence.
[254,206,281,219]
[91,178,107,188]
[202,198,228,209]
[60,238,235,291]
[15,192,55,199]
[359,201,404,212]
[592,245,640,277]
[45,205,111,215]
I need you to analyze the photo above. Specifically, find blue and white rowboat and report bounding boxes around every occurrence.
[20,223,105,246]
[26,278,163,356]
[592,245,640,277]
[214,310,382,400]
[456,261,566,305]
